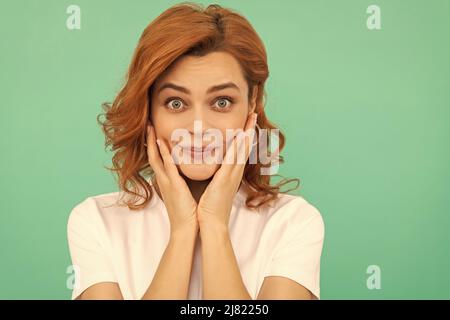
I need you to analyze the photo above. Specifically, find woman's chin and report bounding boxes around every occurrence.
[178,163,220,181]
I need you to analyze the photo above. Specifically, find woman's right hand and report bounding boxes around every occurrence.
[146,123,199,237]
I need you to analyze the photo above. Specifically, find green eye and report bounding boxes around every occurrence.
[216,98,229,108]
[214,97,234,111]
[165,98,184,111]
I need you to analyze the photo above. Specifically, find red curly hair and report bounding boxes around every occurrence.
[97,2,300,210]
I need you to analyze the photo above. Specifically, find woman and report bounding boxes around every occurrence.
[67,2,325,300]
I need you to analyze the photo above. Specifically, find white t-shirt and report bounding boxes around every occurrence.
[67,179,325,300]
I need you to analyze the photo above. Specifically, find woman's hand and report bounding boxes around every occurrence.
[197,112,258,230]
[146,123,199,237]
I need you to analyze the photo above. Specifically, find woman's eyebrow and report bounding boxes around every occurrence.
[157,82,240,95]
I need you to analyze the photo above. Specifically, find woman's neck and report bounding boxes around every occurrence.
[181,173,212,203]
[150,173,212,203]
[151,173,246,205]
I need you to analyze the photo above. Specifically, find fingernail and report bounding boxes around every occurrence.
[156,139,161,147]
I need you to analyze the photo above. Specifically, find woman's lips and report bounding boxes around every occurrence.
[179,144,220,152]
[181,146,218,159]
[184,147,215,153]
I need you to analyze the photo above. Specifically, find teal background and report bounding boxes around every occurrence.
[1,0,449,299]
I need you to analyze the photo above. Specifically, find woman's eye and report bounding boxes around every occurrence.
[165,98,184,111]
[164,97,233,112]
[214,97,233,111]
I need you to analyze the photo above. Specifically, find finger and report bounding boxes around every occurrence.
[146,124,165,176]
[230,114,257,176]
[234,113,257,163]
[233,126,254,172]
[213,130,252,189]
[209,114,257,191]
[156,138,180,179]
[223,113,255,165]
[220,119,252,172]
[244,112,258,132]
[216,112,257,178]
[243,113,257,159]
[222,134,238,168]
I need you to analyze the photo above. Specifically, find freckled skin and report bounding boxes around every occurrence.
[150,51,252,181]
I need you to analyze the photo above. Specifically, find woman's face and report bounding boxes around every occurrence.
[150,51,256,181]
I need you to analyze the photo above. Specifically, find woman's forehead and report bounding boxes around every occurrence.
[154,52,247,93]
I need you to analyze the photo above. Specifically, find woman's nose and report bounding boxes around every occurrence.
[185,107,213,133]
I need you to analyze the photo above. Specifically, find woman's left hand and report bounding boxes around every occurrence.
[197,112,258,230]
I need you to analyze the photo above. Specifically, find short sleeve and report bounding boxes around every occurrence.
[67,199,117,299]
[263,200,325,299]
